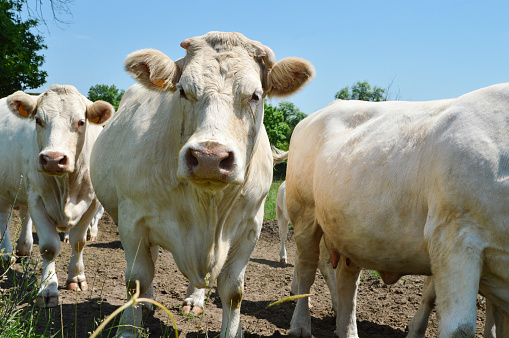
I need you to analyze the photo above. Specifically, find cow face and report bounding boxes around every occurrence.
[6,85,114,175]
[125,32,314,191]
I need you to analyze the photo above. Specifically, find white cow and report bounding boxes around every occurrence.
[0,85,114,307]
[90,31,314,338]
[286,84,509,337]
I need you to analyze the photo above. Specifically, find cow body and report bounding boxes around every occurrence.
[0,85,113,307]
[286,84,509,337]
[90,32,313,338]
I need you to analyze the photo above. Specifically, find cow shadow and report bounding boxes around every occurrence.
[250,257,292,269]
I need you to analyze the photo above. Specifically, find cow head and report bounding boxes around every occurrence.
[6,85,114,175]
[125,32,314,191]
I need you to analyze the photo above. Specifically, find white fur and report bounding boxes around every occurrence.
[90,32,313,338]
[0,85,113,307]
[286,83,509,337]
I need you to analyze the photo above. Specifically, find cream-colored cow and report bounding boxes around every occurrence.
[90,32,314,338]
[0,85,113,307]
[286,84,509,337]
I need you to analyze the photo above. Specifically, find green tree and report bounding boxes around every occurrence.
[263,101,290,150]
[0,0,47,97]
[335,80,387,102]
[87,84,125,110]
[277,101,307,143]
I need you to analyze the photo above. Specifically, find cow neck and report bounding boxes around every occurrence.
[43,156,92,229]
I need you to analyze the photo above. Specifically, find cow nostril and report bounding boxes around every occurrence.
[185,148,199,168]
[59,156,68,166]
[219,151,234,171]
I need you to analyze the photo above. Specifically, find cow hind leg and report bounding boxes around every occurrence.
[0,202,14,265]
[334,255,361,338]
[318,237,338,314]
[277,204,289,264]
[15,206,33,257]
[407,276,436,338]
[182,284,205,316]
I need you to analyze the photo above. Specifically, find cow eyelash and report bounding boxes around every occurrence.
[35,117,43,126]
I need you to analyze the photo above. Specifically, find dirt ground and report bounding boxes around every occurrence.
[3,210,489,337]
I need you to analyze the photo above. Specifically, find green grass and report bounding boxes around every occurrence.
[264,180,283,221]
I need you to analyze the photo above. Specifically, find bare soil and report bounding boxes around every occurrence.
[2,211,489,337]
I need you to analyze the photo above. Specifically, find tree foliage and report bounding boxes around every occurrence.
[87,84,125,110]
[263,100,307,151]
[0,0,47,97]
[335,80,387,102]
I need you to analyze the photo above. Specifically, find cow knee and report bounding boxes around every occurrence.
[39,242,60,260]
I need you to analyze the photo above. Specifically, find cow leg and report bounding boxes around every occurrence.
[15,206,33,257]
[87,204,103,241]
[318,238,338,313]
[334,255,361,338]
[289,223,322,338]
[65,220,90,291]
[116,225,155,338]
[427,217,482,338]
[0,202,14,265]
[406,276,436,338]
[31,208,61,307]
[216,217,262,338]
[182,285,205,316]
[277,203,289,264]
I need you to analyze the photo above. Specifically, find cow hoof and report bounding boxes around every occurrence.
[1,254,15,267]
[15,249,30,257]
[66,280,88,291]
[87,235,97,242]
[36,294,59,307]
[182,305,204,316]
[280,258,287,264]
[63,238,70,244]
[288,328,312,338]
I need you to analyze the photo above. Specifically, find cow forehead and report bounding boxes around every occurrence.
[38,89,87,119]
[181,51,262,95]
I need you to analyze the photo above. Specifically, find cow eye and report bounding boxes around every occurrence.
[176,83,188,100]
[249,90,262,103]
[76,119,86,130]
[35,117,42,126]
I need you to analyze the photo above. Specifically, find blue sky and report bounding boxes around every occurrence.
[28,0,509,115]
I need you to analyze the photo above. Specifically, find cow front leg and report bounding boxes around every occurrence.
[65,220,90,291]
[34,223,61,307]
[0,202,14,265]
[289,224,322,338]
[334,256,361,338]
[15,206,33,257]
[182,284,205,316]
[115,228,156,337]
[426,216,483,338]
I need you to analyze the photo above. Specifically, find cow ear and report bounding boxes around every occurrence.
[87,100,115,125]
[265,57,315,98]
[124,48,181,92]
[6,91,37,118]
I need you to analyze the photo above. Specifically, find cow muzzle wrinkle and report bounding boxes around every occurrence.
[38,152,70,174]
